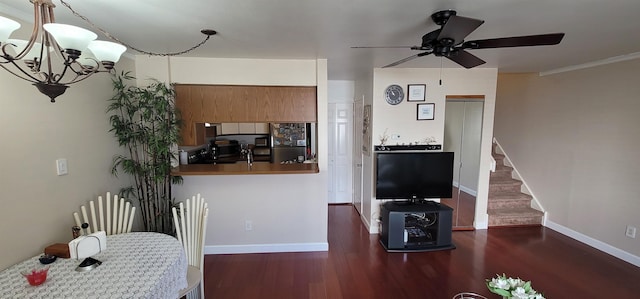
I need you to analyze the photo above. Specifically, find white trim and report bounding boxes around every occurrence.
[458,183,478,197]
[540,52,640,76]
[453,180,478,197]
[204,242,328,255]
[474,216,489,230]
[546,220,640,267]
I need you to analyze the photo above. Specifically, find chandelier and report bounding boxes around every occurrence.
[0,0,129,102]
[2,1,216,103]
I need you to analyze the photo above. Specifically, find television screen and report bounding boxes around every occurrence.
[376,152,454,200]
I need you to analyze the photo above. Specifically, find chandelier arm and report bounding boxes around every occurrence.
[59,0,214,56]
[0,61,42,84]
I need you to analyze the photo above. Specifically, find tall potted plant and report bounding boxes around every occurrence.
[108,71,183,234]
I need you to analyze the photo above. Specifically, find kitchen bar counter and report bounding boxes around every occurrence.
[171,161,319,175]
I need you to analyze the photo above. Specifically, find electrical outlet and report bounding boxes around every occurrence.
[245,220,253,231]
[625,225,636,238]
[56,158,68,176]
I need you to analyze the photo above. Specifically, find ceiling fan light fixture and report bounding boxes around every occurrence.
[362,10,565,69]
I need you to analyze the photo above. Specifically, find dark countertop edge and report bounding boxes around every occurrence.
[170,163,319,176]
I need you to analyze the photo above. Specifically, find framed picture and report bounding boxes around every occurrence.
[407,84,426,102]
[417,103,435,120]
[362,105,372,156]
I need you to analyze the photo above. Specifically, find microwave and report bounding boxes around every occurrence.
[255,137,269,147]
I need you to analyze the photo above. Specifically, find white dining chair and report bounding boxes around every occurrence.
[73,192,136,235]
[172,193,209,299]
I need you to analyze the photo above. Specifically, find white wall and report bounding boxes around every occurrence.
[0,53,135,270]
[362,67,498,232]
[495,59,640,259]
[328,80,355,103]
[136,56,329,253]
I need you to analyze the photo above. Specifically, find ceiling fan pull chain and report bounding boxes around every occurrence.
[439,57,443,85]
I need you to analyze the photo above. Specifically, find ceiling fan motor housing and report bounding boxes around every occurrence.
[431,10,457,25]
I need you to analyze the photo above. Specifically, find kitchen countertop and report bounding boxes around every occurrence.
[171,161,319,175]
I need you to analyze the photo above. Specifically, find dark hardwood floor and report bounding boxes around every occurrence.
[203,205,640,299]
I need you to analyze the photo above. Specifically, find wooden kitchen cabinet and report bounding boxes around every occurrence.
[175,84,316,145]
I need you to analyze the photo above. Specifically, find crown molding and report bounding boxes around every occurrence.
[540,51,640,76]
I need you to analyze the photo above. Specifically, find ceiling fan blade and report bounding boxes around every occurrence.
[382,52,431,68]
[462,33,565,49]
[438,15,485,45]
[446,49,486,69]
[351,46,416,49]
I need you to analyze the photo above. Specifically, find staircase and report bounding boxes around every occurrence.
[488,145,543,227]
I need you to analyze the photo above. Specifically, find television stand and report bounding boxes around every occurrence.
[379,200,455,252]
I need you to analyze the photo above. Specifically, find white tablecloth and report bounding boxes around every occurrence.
[0,232,188,299]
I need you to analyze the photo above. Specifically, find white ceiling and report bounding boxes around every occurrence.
[2,0,640,80]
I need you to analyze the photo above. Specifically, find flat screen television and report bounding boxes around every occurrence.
[375,152,454,200]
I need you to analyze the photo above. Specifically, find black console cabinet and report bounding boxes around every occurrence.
[380,201,455,252]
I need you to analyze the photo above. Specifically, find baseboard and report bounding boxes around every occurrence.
[452,180,477,196]
[546,220,640,267]
[362,212,379,234]
[204,242,328,255]
[474,217,489,230]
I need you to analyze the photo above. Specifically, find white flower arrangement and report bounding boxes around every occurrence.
[486,274,545,299]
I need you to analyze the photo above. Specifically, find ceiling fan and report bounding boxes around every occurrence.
[353,10,565,69]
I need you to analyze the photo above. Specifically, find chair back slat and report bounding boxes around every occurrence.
[80,206,92,234]
[111,195,119,235]
[172,194,209,268]
[126,207,136,233]
[73,192,136,236]
[106,196,112,235]
[89,201,98,234]
[98,196,105,232]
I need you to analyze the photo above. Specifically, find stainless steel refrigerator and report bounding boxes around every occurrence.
[270,123,308,163]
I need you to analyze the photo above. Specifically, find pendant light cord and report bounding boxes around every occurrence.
[59,0,215,56]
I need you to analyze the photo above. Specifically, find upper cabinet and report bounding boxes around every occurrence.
[175,84,317,145]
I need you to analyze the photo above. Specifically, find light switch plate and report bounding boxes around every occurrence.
[56,158,68,176]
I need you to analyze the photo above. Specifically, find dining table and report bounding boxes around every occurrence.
[0,232,188,299]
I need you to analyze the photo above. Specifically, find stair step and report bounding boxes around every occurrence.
[494,164,512,172]
[488,193,533,209]
[489,177,523,193]
[488,207,544,227]
[490,171,513,179]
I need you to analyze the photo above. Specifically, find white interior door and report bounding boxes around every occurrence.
[328,103,353,204]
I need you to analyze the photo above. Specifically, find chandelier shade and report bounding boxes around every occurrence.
[42,23,97,56]
[0,0,126,102]
[0,16,21,43]
[87,41,127,64]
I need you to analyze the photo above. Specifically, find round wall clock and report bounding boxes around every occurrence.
[384,84,404,105]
